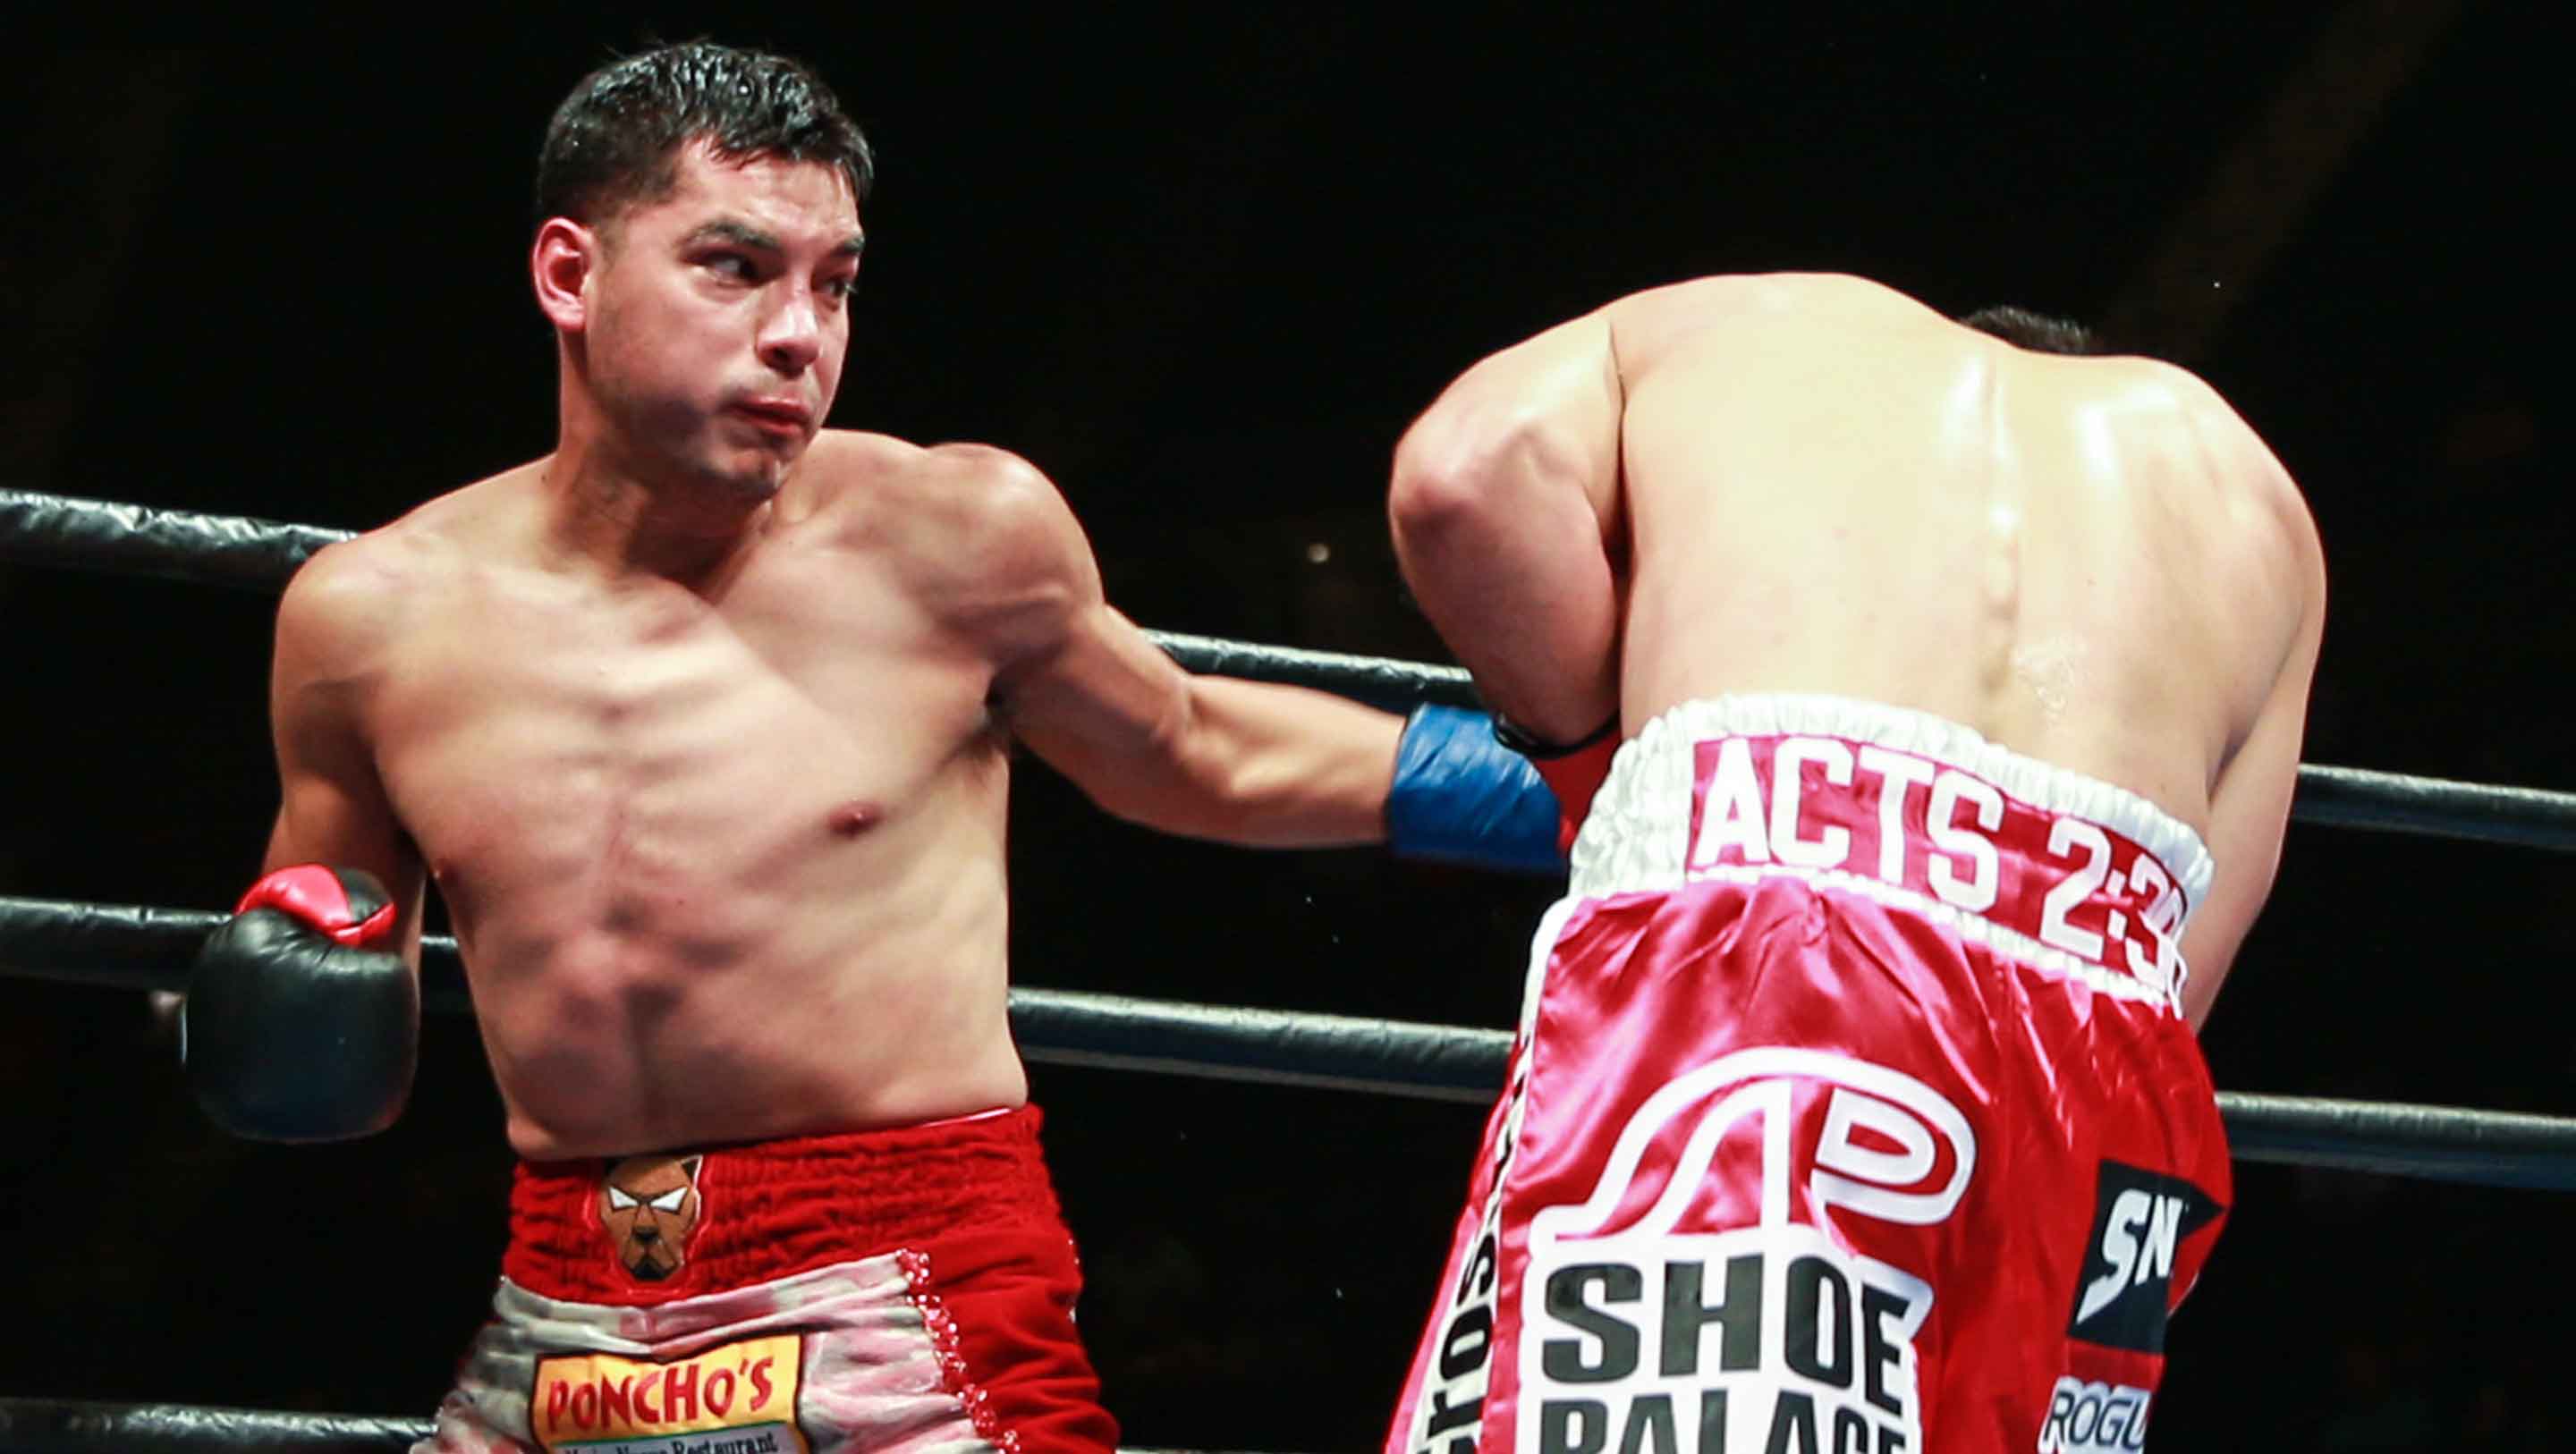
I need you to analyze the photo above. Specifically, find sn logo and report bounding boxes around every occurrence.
[2074,1189,2189,1324]
[2066,1162,2222,1354]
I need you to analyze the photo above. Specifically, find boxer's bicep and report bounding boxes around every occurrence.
[938,447,1396,843]
[918,450,1202,815]
[913,444,1103,675]
[262,552,426,964]
[1011,604,1399,845]
[1002,598,1191,792]
[1390,311,1626,744]
[2179,554,2325,1029]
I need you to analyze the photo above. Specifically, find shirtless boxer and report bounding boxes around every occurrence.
[174,44,1555,1454]
[1382,275,2324,1453]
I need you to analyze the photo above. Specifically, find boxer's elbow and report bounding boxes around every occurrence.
[1391,404,1576,547]
[1388,429,1482,545]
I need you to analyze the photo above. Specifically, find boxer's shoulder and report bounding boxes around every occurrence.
[1613,270,1941,326]
[1603,272,1955,379]
[278,519,428,655]
[276,467,536,666]
[792,429,1050,521]
[795,430,1084,595]
[2077,358,2308,513]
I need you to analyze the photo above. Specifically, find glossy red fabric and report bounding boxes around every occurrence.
[493,1105,1115,1454]
[1532,733,1623,857]
[1387,700,2230,1454]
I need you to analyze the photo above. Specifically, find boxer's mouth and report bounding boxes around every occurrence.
[730,399,812,435]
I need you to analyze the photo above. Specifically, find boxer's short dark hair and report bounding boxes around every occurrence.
[537,41,875,230]
[1958,306,2102,356]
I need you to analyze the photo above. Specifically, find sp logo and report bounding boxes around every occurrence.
[1517,1049,1979,1454]
[1528,1046,1978,1252]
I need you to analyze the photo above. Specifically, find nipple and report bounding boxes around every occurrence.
[827,800,883,837]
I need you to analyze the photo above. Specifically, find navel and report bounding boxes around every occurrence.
[826,800,885,838]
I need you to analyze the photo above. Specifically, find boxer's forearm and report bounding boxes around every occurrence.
[1009,607,1402,847]
[1120,675,1402,847]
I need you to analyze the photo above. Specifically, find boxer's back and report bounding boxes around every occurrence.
[1611,275,2312,839]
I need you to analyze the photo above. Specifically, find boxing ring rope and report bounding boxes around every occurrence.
[0,1399,432,1454]
[10,482,2576,1449]
[10,485,2576,847]
[4,892,2575,1191]
[0,1398,1244,1454]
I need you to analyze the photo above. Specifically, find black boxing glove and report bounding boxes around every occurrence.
[182,864,417,1142]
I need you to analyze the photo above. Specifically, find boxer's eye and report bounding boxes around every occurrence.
[607,1187,640,1210]
[650,1188,688,1213]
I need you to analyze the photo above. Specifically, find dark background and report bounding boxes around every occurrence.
[1,8,2563,1450]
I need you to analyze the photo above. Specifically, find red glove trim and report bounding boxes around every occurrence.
[234,865,397,948]
[1532,735,1622,857]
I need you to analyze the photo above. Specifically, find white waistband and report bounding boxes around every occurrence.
[1572,697,2215,1010]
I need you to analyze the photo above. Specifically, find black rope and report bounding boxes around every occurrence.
[2290,764,2576,851]
[8,893,2572,1190]
[0,1399,427,1454]
[0,1399,422,1454]
[0,488,345,595]
[6,486,2569,844]
[0,1399,1250,1454]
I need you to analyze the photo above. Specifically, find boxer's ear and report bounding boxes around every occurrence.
[680,1155,704,1183]
[531,217,598,333]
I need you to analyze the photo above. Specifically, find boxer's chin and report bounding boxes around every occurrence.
[693,446,790,503]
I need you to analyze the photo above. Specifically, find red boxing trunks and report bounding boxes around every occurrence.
[416,1105,1116,1454]
[1388,696,2230,1454]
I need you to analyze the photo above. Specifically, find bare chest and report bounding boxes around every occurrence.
[364,559,993,909]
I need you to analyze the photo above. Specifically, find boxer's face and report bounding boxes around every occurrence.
[578,140,863,502]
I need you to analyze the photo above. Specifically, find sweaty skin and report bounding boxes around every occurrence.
[264,143,1401,1159]
[1389,274,2324,1025]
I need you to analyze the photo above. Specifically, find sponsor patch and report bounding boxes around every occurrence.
[1402,1040,1536,1454]
[1517,1048,1975,1454]
[532,1334,806,1454]
[600,1154,706,1281]
[2065,1160,2222,1354]
[2037,1376,2152,1453]
[1684,731,2191,999]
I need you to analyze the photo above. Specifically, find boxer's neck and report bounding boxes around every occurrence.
[534,447,772,588]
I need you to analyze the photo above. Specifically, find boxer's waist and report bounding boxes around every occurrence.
[504,1103,1061,1305]
[1572,695,2214,1008]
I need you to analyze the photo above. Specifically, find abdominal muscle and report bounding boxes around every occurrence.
[377,568,1029,1162]
[460,824,1029,1162]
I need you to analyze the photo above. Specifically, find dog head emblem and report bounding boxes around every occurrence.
[599,1154,705,1281]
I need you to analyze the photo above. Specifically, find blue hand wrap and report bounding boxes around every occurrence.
[1386,705,1566,875]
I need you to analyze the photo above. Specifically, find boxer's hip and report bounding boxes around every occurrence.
[1568,691,2214,1013]
[503,1104,1065,1304]
[1386,696,2230,1454]
[419,1105,1114,1454]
